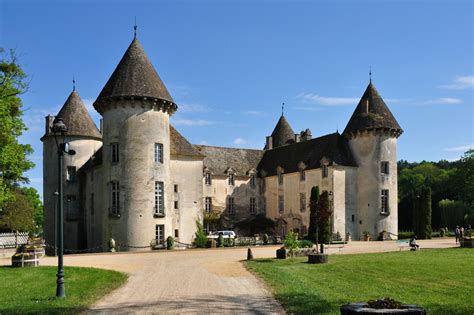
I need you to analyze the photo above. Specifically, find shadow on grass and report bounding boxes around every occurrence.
[0,306,84,315]
[249,259,275,264]
[275,292,333,314]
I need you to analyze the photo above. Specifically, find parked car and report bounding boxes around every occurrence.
[208,231,236,239]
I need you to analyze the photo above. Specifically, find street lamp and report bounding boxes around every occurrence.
[51,117,75,298]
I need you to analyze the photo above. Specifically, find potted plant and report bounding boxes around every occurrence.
[363,231,370,241]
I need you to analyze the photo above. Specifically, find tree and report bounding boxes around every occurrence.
[0,48,34,211]
[454,150,474,207]
[317,191,332,244]
[419,187,432,239]
[193,220,208,248]
[283,231,299,259]
[307,186,319,242]
[0,188,35,232]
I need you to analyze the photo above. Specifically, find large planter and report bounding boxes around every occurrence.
[460,238,473,248]
[11,253,40,267]
[341,302,426,315]
[308,253,328,264]
[276,248,286,259]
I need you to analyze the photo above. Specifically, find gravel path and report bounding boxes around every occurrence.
[0,238,458,314]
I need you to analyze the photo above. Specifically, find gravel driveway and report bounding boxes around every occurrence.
[0,239,457,314]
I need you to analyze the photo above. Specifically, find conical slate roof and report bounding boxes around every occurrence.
[343,82,402,137]
[94,37,175,112]
[51,90,102,140]
[270,115,296,148]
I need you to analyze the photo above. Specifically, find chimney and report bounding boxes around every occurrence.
[45,115,54,135]
[300,128,312,141]
[266,136,273,150]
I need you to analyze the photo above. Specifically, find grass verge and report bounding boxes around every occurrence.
[0,265,127,314]
[245,248,473,314]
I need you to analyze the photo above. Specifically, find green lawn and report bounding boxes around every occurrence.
[245,248,473,314]
[0,265,127,314]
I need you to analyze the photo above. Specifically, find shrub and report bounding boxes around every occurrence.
[263,233,269,245]
[166,236,174,250]
[284,231,299,259]
[218,234,224,247]
[420,187,432,239]
[439,228,446,237]
[193,220,208,248]
[298,239,314,248]
[224,238,234,247]
[317,191,332,244]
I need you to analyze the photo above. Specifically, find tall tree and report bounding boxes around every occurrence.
[0,48,34,210]
[0,188,36,232]
[317,191,332,244]
[454,150,474,207]
[419,187,432,239]
[307,186,319,242]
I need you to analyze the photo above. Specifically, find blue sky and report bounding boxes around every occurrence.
[1,0,473,199]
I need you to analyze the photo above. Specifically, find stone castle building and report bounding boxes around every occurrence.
[42,35,402,253]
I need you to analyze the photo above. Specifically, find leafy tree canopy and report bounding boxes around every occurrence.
[0,48,34,210]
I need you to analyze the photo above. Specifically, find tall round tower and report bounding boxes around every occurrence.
[41,90,102,255]
[93,36,177,250]
[343,82,403,240]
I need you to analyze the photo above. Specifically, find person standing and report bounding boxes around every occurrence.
[455,226,460,244]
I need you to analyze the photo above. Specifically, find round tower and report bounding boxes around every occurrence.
[41,90,102,255]
[93,36,177,250]
[343,82,403,240]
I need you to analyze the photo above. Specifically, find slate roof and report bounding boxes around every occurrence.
[94,37,175,113]
[170,125,204,158]
[43,90,102,140]
[258,133,357,177]
[270,115,295,148]
[343,82,403,137]
[194,145,264,176]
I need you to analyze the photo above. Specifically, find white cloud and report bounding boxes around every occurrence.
[243,110,266,116]
[424,98,463,105]
[172,119,215,126]
[444,144,473,152]
[178,103,210,113]
[233,138,247,145]
[295,106,324,112]
[439,76,474,90]
[297,93,359,106]
[198,140,209,145]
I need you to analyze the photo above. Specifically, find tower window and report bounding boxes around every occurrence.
[205,172,212,185]
[228,173,235,186]
[66,166,76,182]
[174,201,179,209]
[228,197,235,214]
[155,143,163,163]
[249,197,256,214]
[110,181,120,215]
[351,214,355,222]
[174,184,178,193]
[111,142,119,163]
[278,195,284,213]
[300,193,306,212]
[174,229,179,238]
[381,189,389,214]
[154,181,165,216]
[381,161,390,175]
[205,197,212,213]
[66,195,78,220]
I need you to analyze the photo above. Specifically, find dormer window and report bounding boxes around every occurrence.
[250,174,256,187]
[322,165,328,178]
[228,173,235,186]
[278,173,284,185]
[299,169,305,181]
[205,172,212,185]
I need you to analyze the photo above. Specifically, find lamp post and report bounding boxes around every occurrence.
[51,117,75,298]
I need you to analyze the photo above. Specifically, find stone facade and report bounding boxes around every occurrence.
[42,35,403,254]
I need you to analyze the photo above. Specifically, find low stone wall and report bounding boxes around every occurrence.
[276,247,318,259]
